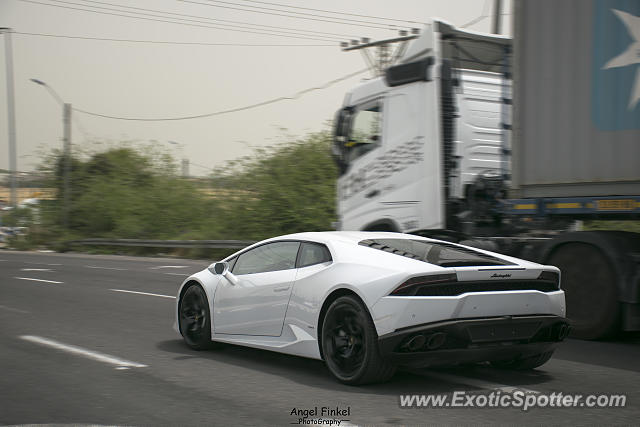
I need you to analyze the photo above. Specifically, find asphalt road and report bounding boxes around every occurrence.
[1,250,640,426]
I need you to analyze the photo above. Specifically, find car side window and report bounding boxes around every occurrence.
[232,241,300,275]
[297,242,332,268]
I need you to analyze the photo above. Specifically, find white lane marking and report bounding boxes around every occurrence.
[38,249,55,253]
[424,371,540,394]
[20,335,147,369]
[0,304,29,314]
[86,265,128,271]
[14,277,63,284]
[20,268,53,272]
[48,263,62,266]
[150,265,189,270]
[110,288,176,299]
[164,272,189,276]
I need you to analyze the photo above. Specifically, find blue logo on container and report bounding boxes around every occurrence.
[592,0,640,130]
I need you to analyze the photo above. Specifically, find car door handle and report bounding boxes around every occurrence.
[273,286,290,292]
[365,189,380,198]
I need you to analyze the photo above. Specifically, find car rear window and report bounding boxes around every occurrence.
[359,239,514,267]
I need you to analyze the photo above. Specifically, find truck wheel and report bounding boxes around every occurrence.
[547,242,619,339]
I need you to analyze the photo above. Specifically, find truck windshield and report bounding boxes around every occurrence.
[359,239,514,267]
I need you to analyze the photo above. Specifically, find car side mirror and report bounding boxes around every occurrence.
[209,261,229,275]
[209,261,238,285]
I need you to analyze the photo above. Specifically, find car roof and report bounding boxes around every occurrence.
[269,231,425,245]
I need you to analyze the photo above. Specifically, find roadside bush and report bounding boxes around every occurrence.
[10,130,338,255]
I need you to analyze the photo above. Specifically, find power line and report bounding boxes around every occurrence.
[14,31,334,46]
[200,0,403,28]
[461,0,490,28]
[74,0,359,39]
[72,68,369,121]
[18,0,341,42]
[460,0,511,29]
[190,161,214,171]
[241,0,425,25]
[37,0,344,41]
[180,0,402,31]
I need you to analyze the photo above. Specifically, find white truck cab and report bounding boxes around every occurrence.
[333,20,512,234]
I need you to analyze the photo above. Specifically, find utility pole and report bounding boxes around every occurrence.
[181,158,189,178]
[493,0,503,34]
[341,29,421,77]
[63,103,71,228]
[1,28,18,209]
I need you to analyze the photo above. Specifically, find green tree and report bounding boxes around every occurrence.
[213,130,337,239]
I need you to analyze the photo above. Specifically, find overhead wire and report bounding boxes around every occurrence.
[73,0,359,39]
[72,68,369,121]
[14,31,334,46]
[240,0,425,25]
[18,0,343,42]
[198,0,404,28]
[179,0,403,30]
[35,0,345,41]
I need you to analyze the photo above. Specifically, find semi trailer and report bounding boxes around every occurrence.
[331,0,640,339]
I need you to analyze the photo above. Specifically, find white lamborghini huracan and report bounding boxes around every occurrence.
[175,231,569,385]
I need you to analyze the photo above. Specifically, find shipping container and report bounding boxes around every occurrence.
[511,0,640,198]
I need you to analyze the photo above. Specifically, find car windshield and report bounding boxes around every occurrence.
[359,239,514,267]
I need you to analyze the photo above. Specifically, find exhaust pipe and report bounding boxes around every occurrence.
[426,332,447,350]
[556,324,570,341]
[404,334,426,351]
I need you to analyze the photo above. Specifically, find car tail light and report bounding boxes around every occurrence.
[390,273,458,296]
[537,270,560,289]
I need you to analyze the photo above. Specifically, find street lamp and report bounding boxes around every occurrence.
[31,78,72,229]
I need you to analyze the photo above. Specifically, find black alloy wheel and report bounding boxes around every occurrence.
[179,284,215,350]
[322,295,395,385]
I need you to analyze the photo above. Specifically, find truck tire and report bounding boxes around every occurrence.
[547,242,619,340]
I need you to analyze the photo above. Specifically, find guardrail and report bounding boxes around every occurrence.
[66,239,255,249]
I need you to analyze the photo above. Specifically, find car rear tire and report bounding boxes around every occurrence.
[490,351,554,370]
[179,284,218,350]
[321,295,396,385]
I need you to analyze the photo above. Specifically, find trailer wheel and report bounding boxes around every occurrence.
[547,243,619,339]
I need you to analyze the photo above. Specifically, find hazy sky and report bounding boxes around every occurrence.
[0,0,512,175]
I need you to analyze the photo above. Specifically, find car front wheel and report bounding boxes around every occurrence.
[179,284,218,350]
[321,295,396,385]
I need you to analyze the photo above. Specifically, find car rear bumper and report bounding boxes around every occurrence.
[378,314,570,368]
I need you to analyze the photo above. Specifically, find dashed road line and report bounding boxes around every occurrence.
[0,304,29,314]
[20,335,147,369]
[86,265,128,271]
[164,272,189,276]
[150,265,189,270]
[423,371,540,394]
[20,268,53,272]
[14,277,63,284]
[110,288,176,299]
